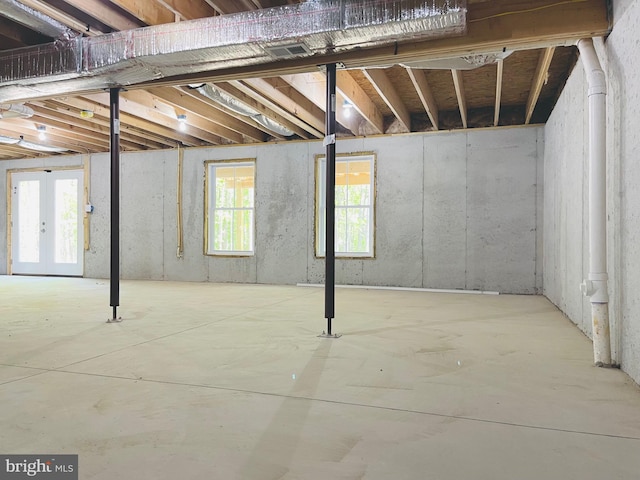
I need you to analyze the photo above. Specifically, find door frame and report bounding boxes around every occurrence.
[7,164,90,276]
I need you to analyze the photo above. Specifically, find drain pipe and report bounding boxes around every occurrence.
[577,38,611,367]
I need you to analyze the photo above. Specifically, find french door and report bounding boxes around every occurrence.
[10,169,84,276]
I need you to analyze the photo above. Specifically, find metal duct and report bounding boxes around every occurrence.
[0,133,67,151]
[0,0,467,103]
[0,0,72,39]
[193,84,294,137]
[0,103,34,118]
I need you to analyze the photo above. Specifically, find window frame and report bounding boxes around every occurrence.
[204,159,256,257]
[315,152,376,259]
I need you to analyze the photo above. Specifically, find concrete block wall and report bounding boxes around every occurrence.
[543,0,640,383]
[1,126,543,295]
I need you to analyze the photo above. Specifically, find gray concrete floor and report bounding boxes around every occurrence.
[1,276,640,479]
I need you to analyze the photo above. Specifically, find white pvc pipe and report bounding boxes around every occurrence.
[577,38,611,366]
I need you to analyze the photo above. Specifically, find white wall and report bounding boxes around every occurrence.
[544,0,640,383]
[1,126,543,294]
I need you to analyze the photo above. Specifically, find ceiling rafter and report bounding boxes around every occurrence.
[18,0,105,34]
[155,0,216,20]
[451,69,467,129]
[213,82,311,139]
[526,46,555,124]
[336,71,384,134]
[108,0,174,25]
[406,68,438,131]
[59,0,141,30]
[242,77,325,134]
[41,99,182,148]
[228,80,323,138]
[279,72,362,135]
[363,68,411,132]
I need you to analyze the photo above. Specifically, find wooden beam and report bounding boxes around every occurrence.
[0,121,101,152]
[228,80,323,138]
[451,69,467,129]
[363,68,411,132]
[203,0,253,14]
[68,95,219,146]
[108,0,174,25]
[280,72,361,135]
[147,87,266,142]
[0,16,51,44]
[213,82,311,139]
[155,0,216,20]
[32,101,170,149]
[133,0,608,91]
[494,59,504,127]
[525,47,555,124]
[242,77,325,133]
[42,99,180,147]
[336,71,384,134]
[406,68,438,130]
[59,0,141,30]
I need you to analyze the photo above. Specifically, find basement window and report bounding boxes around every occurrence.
[315,153,375,258]
[205,160,255,256]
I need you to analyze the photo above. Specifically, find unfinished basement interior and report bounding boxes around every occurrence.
[1,0,640,478]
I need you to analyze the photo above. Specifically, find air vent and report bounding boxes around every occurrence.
[264,43,312,59]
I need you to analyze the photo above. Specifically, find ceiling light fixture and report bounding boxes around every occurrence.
[177,114,187,131]
[37,125,46,140]
[343,99,354,118]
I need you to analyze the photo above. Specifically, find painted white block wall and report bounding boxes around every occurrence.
[0,127,542,295]
[544,0,640,384]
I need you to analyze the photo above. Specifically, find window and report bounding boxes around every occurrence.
[316,153,375,258]
[205,160,255,255]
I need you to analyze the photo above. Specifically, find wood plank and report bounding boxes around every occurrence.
[60,0,141,30]
[280,72,361,135]
[243,77,325,133]
[451,69,467,128]
[148,87,266,142]
[525,47,555,124]
[108,0,174,25]
[336,71,384,134]
[494,59,504,126]
[228,80,323,138]
[213,82,311,139]
[406,68,438,130]
[156,0,216,20]
[363,68,411,132]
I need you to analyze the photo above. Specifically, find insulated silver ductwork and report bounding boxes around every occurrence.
[0,0,72,39]
[0,0,467,103]
[192,83,294,137]
[0,134,67,152]
[0,103,34,118]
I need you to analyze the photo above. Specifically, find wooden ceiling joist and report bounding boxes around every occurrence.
[17,0,105,34]
[451,69,467,129]
[526,47,556,124]
[406,68,439,130]
[155,0,216,20]
[213,82,312,139]
[108,0,174,25]
[336,71,384,135]
[242,77,325,134]
[227,80,323,139]
[363,68,411,132]
[60,0,141,30]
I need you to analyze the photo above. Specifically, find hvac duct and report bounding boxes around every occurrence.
[0,133,67,152]
[192,84,294,137]
[0,0,72,39]
[0,0,467,103]
[0,103,34,119]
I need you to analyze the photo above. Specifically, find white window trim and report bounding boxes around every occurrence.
[205,159,256,256]
[315,153,375,258]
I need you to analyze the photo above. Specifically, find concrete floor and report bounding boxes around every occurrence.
[1,277,640,479]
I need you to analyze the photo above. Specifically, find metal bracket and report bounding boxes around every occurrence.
[323,134,336,146]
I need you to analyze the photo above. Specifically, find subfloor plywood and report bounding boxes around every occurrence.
[1,276,639,479]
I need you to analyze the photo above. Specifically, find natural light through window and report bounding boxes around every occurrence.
[316,153,375,258]
[206,160,255,256]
